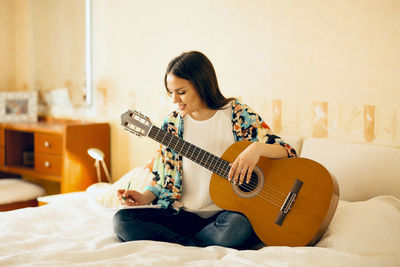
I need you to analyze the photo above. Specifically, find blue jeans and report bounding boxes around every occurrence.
[113,208,260,249]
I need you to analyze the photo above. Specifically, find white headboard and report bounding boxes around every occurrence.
[300,138,400,201]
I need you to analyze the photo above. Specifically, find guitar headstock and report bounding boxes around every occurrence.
[121,110,153,137]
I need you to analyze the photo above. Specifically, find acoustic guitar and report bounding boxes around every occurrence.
[121,110,339,246]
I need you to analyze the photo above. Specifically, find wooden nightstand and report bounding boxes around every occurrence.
[0,118,110,194]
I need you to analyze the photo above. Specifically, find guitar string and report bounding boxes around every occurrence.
[199,143,287,197]
[218,164,287,206]
[219,163,287,197]
[209,156,288,207]
[218,160,288,200]
[148,127,287,208]
[150,130,286,207]
[196,149,286,207]
[137,122,286,207]
[177,139,286,200]
[163,136,286,207]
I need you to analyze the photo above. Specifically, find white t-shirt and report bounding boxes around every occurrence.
[181,106,234,218]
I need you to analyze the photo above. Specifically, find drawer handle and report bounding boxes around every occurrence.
[44,161,51,168]
[44,141,51,148]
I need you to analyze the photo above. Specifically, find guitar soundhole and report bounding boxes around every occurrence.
[237,172,258,192]
[232,166,264,198]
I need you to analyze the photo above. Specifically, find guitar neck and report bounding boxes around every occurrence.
[148,125,230,179]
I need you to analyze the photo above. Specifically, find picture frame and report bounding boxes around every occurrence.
[0,91,38,123]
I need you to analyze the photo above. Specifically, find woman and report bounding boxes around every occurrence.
[113,51,297,249]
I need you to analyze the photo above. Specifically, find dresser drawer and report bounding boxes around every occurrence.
[35,133,62,155]
[35,153,62,175]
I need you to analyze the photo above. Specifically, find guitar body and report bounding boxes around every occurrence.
[210,140,339,246]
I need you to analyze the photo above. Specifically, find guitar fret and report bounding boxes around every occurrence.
[176,138,183,153]
[192,146,197,161]
[185,143,191,158]
[172,136,179,152]
[212,155,219,174]
[184,143,191,159]
[160,131,167,145]
[196,148,202,162]
[203,153,211,169]
[181,142,189,158]
[149,126,159,141]
[198,149,206,166]
[155,128,162,142]
[165,134,171,147]
[152,129,159,142]
[223,161,230,178]
[157,132,165,144]
[189,144,196,160]
[208,155,216,173]
[202,151,208,163]
[193,147,201,162]
[189,146,195,161]
[171,136,178,149]
[176,139,185,154]
[217,158,227,178]
[215,158,222,176]
[220,160,227,177]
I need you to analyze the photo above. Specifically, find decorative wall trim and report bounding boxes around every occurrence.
[272,99,282,133]
[312,101,328,138]
[364,105,375,142]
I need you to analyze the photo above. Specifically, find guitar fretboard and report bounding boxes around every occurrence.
[148,125,230,179]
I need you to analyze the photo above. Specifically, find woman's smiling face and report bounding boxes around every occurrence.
[166,73,210,119]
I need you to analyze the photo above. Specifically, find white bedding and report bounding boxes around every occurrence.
[1,193,399,267]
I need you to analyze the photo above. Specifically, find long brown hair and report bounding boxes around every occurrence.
[164,51,235,110]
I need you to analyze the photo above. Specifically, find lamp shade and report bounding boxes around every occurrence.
[87,148,112,183]
[87,148,104,161]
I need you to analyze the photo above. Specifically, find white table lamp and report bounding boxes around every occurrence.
[87,148,112,183]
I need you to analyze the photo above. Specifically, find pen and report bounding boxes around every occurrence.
[122,181,131,204]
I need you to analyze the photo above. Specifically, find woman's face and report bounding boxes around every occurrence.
[166,73,209,118]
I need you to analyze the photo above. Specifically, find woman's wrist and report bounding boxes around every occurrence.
[257,142,288,159]
[143,190,157,204]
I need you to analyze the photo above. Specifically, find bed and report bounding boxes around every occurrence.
[1,137,399,266]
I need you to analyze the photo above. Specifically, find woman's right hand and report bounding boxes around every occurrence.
[117,189,155,206]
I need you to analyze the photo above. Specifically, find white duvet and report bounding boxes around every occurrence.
[0,194,399,267]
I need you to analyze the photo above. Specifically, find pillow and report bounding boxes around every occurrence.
[300,138,400,201]
[0,178,45,204]
[87,166,154,208]
[316,196,400,255]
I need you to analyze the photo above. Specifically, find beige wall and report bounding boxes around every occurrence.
[32,0,85,104]
[14,0,34,91]
[2,0,399,180]
[0,0,15,90]
[90,0,400,179]
[0,0,85,104]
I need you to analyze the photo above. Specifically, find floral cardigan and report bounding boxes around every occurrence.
[145,99,297,209]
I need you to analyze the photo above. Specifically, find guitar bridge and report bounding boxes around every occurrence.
[275,179,303,226]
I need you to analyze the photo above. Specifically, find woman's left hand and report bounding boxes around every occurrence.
[228,142,263,185]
